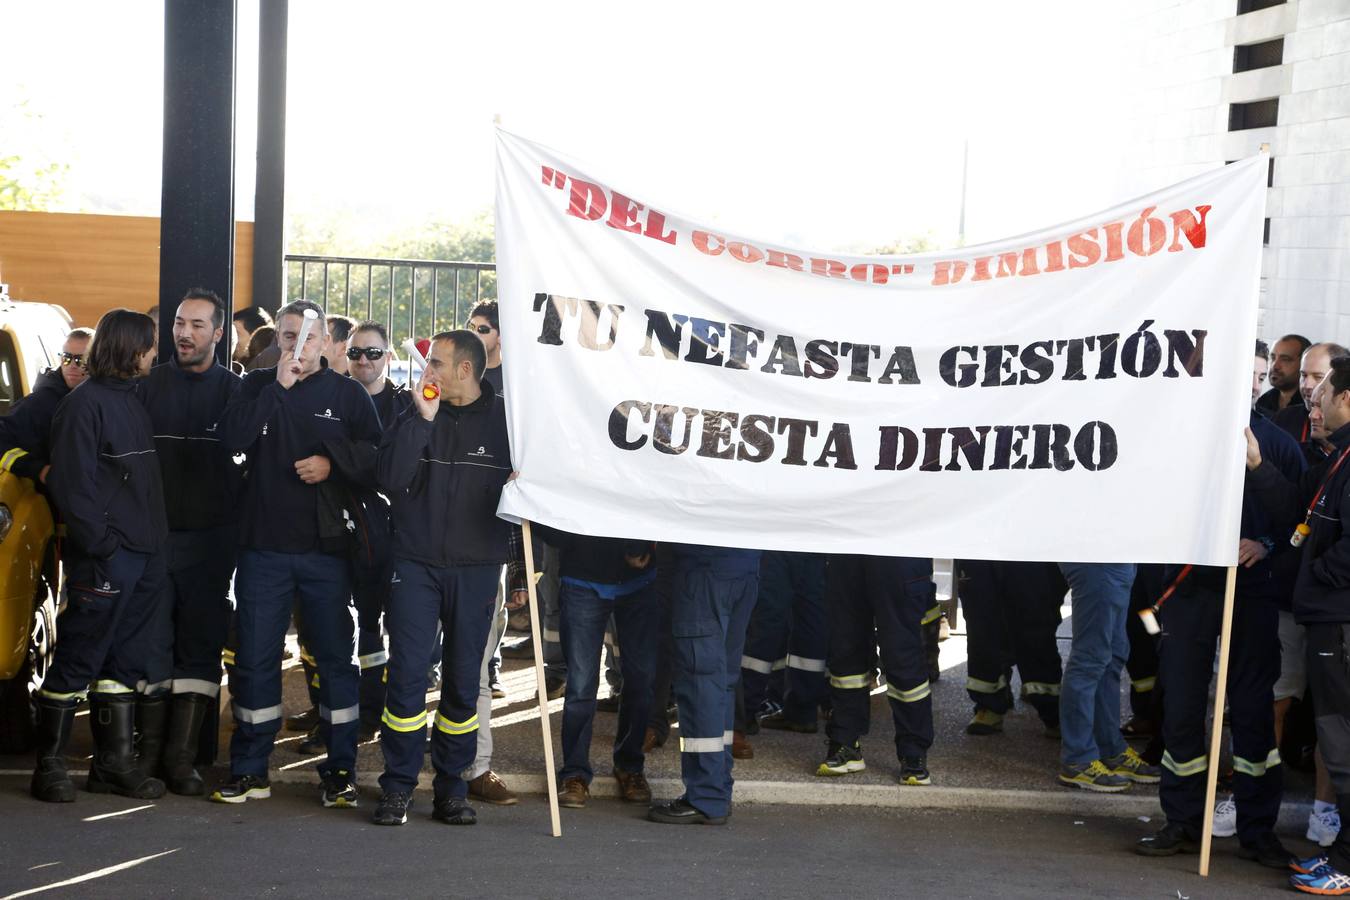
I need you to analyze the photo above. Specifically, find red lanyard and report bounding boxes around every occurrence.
[1305,444,1350,522]
[1154,565,1192,608]
[1302,418,1310,443]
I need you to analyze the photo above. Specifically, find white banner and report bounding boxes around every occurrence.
[494,129,1266,565]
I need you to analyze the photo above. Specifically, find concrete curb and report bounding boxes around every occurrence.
[261,767,1315,830]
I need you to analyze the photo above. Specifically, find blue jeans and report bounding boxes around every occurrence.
[1058,562,1135,767]
[559,578,659,783]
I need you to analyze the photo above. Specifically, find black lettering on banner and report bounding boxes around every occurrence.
[608,400,651,450]
[813,423,857,469]
[777,418,819,466]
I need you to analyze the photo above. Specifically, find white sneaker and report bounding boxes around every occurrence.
[1308,807,1342,848]
[1212,797,1237,838]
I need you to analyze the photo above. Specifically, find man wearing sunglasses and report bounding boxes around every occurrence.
[0,327,94,487]
[342,321,411,734]
[467,301,503,399]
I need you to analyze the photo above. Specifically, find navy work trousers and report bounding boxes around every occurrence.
[379,560,498,801]
[229,549,358,780]
[741,551,828,727]
[671,555,759,819]
[42,546,169,700]
[825,555,935,760]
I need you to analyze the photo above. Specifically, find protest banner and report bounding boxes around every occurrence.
[495,129,1266,566]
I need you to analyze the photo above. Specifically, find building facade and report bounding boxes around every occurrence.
[1122,0,1350,342]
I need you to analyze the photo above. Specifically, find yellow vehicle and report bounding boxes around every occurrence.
[0,293,73,751]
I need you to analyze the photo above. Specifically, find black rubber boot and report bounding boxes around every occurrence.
[160,693,209,796]
[31,697,77,803]
[87,693,165,799]
[135,694,168,780]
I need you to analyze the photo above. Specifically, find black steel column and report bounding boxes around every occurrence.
[252,0,288,316]
[158,0,237,365]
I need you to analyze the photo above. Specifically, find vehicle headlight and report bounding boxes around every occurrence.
[0,504,11,543]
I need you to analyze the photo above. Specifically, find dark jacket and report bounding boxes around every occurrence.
[220,364,382,554]
[1273,402,1310,445]
[137,359,242,532]
[0,368,70,482]
[1256,387,1299,422]
[338,379,413,569]
[370,380,413,433]
[48,378,168,558]
[1169,413,1305,604]
[1250,420,1350,624]
[670,543,762,576]
[534,526,653,586]
[376,381,523,579]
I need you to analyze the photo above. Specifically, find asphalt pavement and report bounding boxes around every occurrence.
[0,611,1316,897]
[0,781,1305,899]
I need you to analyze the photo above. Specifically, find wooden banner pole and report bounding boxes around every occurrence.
[521,519,562,837]
[1198,564,1238,876]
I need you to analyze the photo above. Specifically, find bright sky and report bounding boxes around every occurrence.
[1,1,1134,252]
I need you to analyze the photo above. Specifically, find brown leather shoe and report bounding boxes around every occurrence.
[467,770,518,806]
[732,730,753,760]
[642,727,666,754]
[613,769,652,804]
[557,776,589,809]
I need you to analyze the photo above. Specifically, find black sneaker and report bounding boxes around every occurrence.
[1136,822,1199,856]
[209,774,271,804]
[759,712,818,734]
[1238,833,1294,870]
[816,740,865,776]
[898,756,931,786]
[755,699,783,721]
[596,693,621,713]
[373,791,413,826]
[647,796,727,826]
[432,797,477,825]
[321,771,359,808]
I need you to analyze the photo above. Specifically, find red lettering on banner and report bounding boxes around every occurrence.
[729,242,764,264]
[810,258,848,279]
[567,178,608,221]
[532,163,1217,290]
[606,192,644,234]
[693,230,726,256]
[767,249,805,272]
[1168,206,1211,252]
[643,210,677,245]
[1067,229,1101,269]
[931,260,968,286]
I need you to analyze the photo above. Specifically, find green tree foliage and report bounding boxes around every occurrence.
[0,100,69,210]
[286,209,496,344]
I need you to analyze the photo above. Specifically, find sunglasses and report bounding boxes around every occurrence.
[346,347,387,361]
[473,324,494,335]
[59,353,87,369]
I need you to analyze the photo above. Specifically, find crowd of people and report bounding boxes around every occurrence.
[5,296,1350,893]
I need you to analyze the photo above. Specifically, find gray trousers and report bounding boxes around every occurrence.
[462,572,508,781]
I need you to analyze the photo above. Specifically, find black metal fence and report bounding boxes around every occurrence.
[284,254,496,348]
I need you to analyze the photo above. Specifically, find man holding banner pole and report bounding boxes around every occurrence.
[1246,357,1350,894]
[1136,341,1303,867]
[372,330,528,827]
